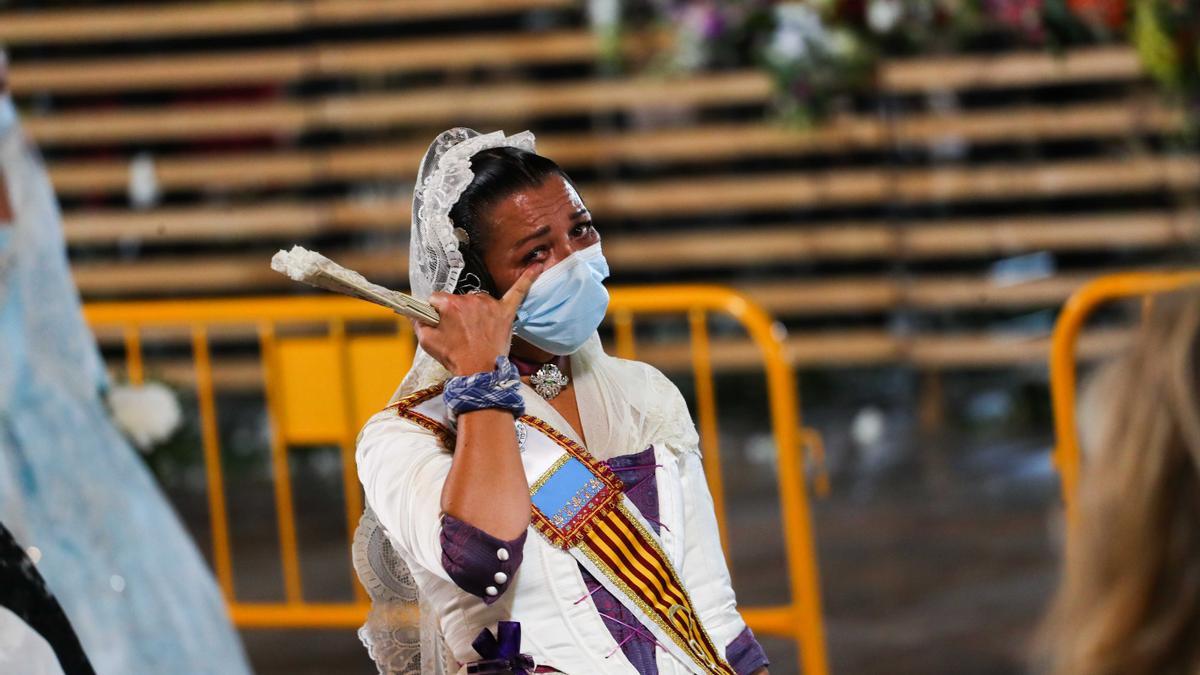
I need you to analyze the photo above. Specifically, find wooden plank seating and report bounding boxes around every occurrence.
[605,212,1200,269]
[309,0,574,25]
[21,71,774,146]
[0,0,573,45]
[59,152,1199,281]
[8,40,1143,98]
[23,65,1176,148]
[24,102,313,147]
[879,45,1143,92]
[63,202,343,245]
[739,272,1112,316]
[19,55,1169,149]
[9,31,610,96]
[0,1,305,45]
[43,100,1181,199]
[67,217,1178,322]
[71,247,399,297]
[902,211,1200,259]
[43,120,876,196]
[57,154,1200,252]
[66,210,1198,294]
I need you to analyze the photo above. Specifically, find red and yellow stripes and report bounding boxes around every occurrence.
[582,504,734,675]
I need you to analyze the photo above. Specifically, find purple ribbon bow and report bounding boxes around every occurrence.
[466,621,535,675]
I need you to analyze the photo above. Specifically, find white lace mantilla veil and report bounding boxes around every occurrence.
[352,128,701,675]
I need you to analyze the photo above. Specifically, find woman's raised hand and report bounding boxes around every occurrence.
[415,265,542,376]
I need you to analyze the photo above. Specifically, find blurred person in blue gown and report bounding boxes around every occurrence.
[0,54,251,674]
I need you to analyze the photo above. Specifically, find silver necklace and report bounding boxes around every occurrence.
[529,362,570,400]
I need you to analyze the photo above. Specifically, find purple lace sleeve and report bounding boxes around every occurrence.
[726,626,769,675]
[440,514,526,605]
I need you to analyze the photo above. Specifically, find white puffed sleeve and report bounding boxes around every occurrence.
[676,448,751,653]
[355,410,454,584]
[640,366,753,659]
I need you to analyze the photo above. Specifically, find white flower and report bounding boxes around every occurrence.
[586,0,619,30]
[767,3,832,64]
[128,152,160,210]
[851,407,886,447]
[867,0,904,34]
[108,381,183,452]
[768,26,809,62]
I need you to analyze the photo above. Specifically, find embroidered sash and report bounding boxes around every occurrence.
[390,386,734,675]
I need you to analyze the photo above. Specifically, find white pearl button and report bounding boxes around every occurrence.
[485,586,498,596]
[493,572,508,584]
[496,548,509,561]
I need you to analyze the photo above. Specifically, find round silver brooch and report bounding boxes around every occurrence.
[530,363,569,400]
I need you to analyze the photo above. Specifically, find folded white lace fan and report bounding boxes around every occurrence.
[270,245,440,325]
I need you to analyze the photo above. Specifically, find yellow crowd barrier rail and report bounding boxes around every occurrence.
[84,284,829,674]
[1050,270,1200,525]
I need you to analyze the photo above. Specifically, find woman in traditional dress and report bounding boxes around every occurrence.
[0,58,251,674]
[355,128,769,674]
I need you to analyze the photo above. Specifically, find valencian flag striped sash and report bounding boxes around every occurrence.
[391,386,735,674]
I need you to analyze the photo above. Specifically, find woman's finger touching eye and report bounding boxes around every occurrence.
[522,245,549,266]
[520,220,596,267]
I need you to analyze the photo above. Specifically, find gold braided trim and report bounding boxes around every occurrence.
[518,415,623,490]
[579,526,733,675]
[529,454,571,493]
[613,503,732,673]
[520,414,625,550]
[387,383,454,446]
[387,383,446,411]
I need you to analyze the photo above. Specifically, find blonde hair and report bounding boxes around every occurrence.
[1037,292,1200,675]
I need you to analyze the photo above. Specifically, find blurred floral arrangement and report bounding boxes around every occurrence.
[108,381,184,452]
[591,0,1199,129]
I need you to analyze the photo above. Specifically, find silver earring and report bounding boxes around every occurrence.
[459,272,484,295]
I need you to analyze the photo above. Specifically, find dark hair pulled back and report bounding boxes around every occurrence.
[449,146,570,295]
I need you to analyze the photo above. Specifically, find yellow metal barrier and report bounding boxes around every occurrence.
[84,285,829,674]
[1050,271,1200,525]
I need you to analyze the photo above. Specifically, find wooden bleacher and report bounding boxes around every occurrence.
[5,0,1198,382]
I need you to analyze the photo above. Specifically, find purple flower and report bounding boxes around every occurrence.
[701,6,727,40]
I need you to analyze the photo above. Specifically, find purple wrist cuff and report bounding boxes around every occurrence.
[726,626,769,675]
[440,514,526,604]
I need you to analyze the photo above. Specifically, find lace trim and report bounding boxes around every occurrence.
[353,509,423,675]
[409,129,536,300]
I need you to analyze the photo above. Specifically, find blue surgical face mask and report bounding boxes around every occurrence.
[514,243,610,355]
